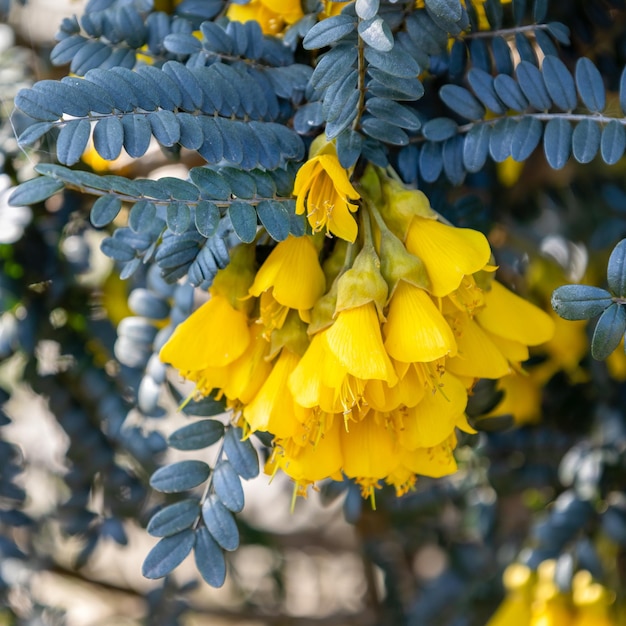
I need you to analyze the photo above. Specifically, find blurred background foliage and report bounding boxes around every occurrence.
[1,0,626,625]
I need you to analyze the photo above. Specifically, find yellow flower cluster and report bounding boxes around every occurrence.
[487,562,623,626]
[160,152,554,499]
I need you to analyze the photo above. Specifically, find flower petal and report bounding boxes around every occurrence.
[384,281,457,362]
[406,217,491,297]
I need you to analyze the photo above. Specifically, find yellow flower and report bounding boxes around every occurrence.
[294,146,360,243]
[476,281,555,347]
[383,280,457,363]
[485,564,533,626]
[226,0,303,35]
[244,349,307,439]
[405,215,492,297]
[160,294,249,372]
[249,235,325,328]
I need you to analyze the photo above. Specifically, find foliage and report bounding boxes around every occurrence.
[1,0,626,624]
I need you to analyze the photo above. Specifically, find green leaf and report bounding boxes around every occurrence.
[166,201,192,235]
[543,118,572,170]
[142,529,195,579]
[576,57,606,113]
[190,167,231,201]
[302,15,356,50]
[91,195,122,228]
[195,201,220,238]
[202,494,239,551]
[358,17,394,52]
[591,303,626,360]
[147,500,200,538]
[149,460,211,493]
[257,200,290,242]
[229,201,257,243]
[8,177,64,206]
[213,461,245,513]
[194,527,226,588]
[223,427,259,480]
[607,239,626,297]
[168,420,225,451]
[551,284,613,321]
[57,119,91,166]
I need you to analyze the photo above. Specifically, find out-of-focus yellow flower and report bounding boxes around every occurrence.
[486,564,533,626]
[294,143,360,243]
[226,0,303,35]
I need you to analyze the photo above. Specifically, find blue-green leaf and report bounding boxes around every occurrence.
[601,121,626,166]
[101,236,136,262]
[572,119,600,164]
[190,167,231,201]
[17,121,54,147]
[229,201,257,243]
[195,201,220,238]
[169,419,225,451]
[163,32,202,55]
[223,427,259,480]
[489,117,515,162]
[302,15,356,50]
[467,68,505,114]
[591,303,626,360]
[358,17,393,52]
[442,134,465,185]
[57,119,91,166]
[122,115,152,158]
[543,118,572,170]
[511,116,542,162]
[355,0,379,20]
[362,117,409,145]
[213,461,245,513]
[149,460,211,493]
[93,116,123,161]
[425,0,462,23]
[147,500,200,538]
[257,200,290,242]
[166,202,192,235]
[607,239,626,297]
[494,74,528,111]
[546,22,570,45]
[551,284,613,320]
[576,57,605,113]
[129,200,157,233]
[365,97,421,131]
[542,56,577,111]
[422,117,457,142]
[148,110,180,147]
[620,66,626,116]
[463,123,491,172]
[364,45,421,78]
[91,195,122,228]
[142,529,195,579]
[194,527,226,588]
[419,141,443,182]
[15,87,62,121]
[439,84,485,121]
[8,177,64,206]
[516,61,552,110]
[202,494,239,551]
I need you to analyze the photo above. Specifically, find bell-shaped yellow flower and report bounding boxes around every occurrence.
[324,302,398,385]
[401,432,458,478]
[249,234,325,327]
[396,371,467,449]
[294,148,360,242]
[340,413,399,482]
[244,349,307,439]
[477,281,555,346]
[160,295,250,372]
[384,280,457,363]
[405,216,491,297]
